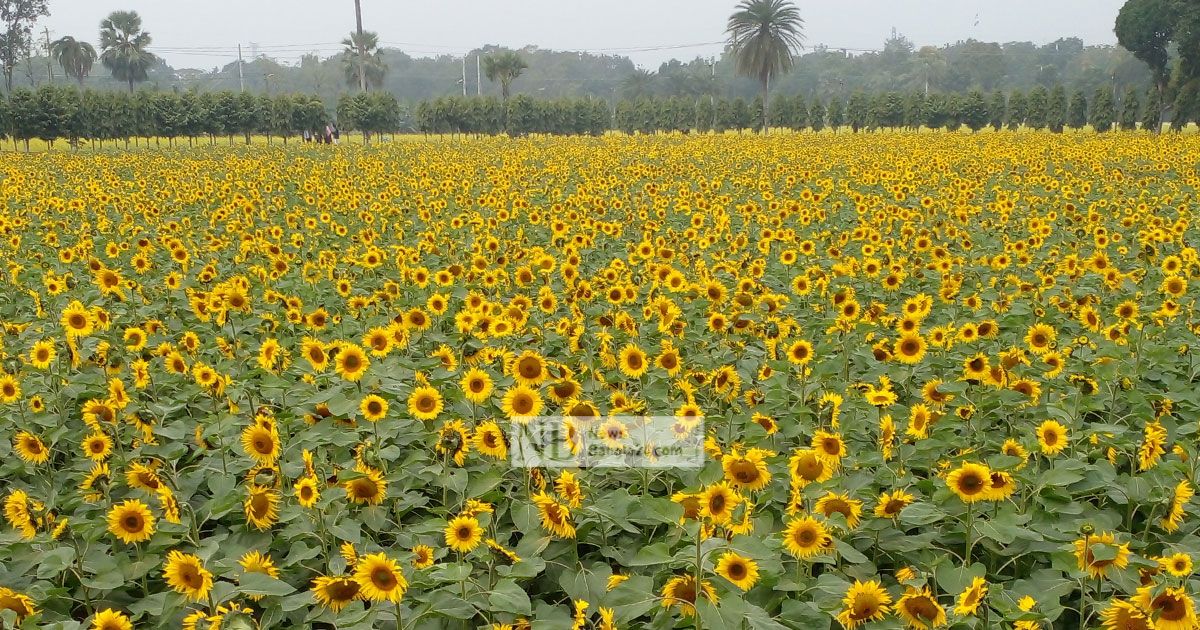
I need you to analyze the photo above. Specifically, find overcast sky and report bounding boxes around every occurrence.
[40,0,1126,70]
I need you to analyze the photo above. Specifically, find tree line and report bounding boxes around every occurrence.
[0,82,1168,150]
[0,85,406,150]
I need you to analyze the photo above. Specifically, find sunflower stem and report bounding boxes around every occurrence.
[964,503,975,566]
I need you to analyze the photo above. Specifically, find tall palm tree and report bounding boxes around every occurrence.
[341,31,386,89]
[619,68,656,99]
[50,36,97,87]
[726,0,805,131]
[483,51,528,102]
[98,11,157,92]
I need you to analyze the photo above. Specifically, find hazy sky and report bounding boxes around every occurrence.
[39,0,1126,70]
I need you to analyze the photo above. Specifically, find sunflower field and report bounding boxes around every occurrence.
[0,132,1198,630]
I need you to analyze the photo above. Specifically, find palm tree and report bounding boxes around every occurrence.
[98,11,157,92]
[483,51,528,102]
[341,31,386,89]
[619,68,656,99]
[50,36,97,87]
[726,0,805,131]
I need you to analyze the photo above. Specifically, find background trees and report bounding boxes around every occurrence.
[98,10,157,92]
[341,31,387,90]
[482,51,529,103]
[725,0,805,131]
[49,35,96,87]
[0,0,48,92]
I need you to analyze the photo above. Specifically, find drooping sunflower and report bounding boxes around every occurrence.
[985,471,1017,501]
[90,608,133,630]
[953,577,987,616]
[815,492,863,529]
[408,385,445,421]
[354,553,408,603]
[782,515,832,559]
[244,485,280,531]
[532,492,576,538]
[836,579,892,629]
[1074,532,1131,579]
[0,587,36,621]
[660,573,718,617]
[435,419,471,466]
[715,551,760,591]
[895,587,946,630]
[945,462,992,503]
[1099,599,1151,630]
[311,574,362,612]
[107,499,155,544]
[163,550,213,602]
[445,514,484,553]
[1161,479,1193,532]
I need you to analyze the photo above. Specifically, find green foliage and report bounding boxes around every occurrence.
[988,90,1007,130]
[846,92,871,132]
[1007,90,1027,130]
[961,90,989,131]
[1067,89,1089,129]
[99,10,157,92]
[1091,88,1117,132]
[1142,87,1162,131]
[1119,87,1141,129]
[1048,85,1067,132]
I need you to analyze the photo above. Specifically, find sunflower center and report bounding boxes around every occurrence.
[123,515,143,531]
[372,569,396,589]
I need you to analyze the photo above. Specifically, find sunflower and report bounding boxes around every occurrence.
[953,577,987,616]
[1025,323,1056,354]
[333,343,370,381]
[1133,585,1197,630]
[1161,480,1193,532]
[354,553,408,603]
[28,340,56,369]
[0,374,21,403]
[343,463,387,504]
[91,608,133,630]
[789,449,835,488]
[699,482,742,524]
[244,485,280,531]
[1036,420,1069,456]
[786,339,814,365]
[722,448,772,491]
[782,515,831,559]
[1158,553,1193,578]
[874,490,915,519]
[1099,599,1151,630]
[715,552,759,590]
[502,385,544,421]
[617,343,649,378]
[412,544,435,569]
[472,420,508,460]
[1074,532,1131,579]
[107,499,155,544]
[300,337,329,371]
[984,471,1016,501]
[0,587,35,621]
[311,574,362,612]
[240,423,280,464]
[435,419,471,466]
[460,367,494,404]
[359,394,388,422]
[61,300,94,337]
[812,430,847,463]
[445,514,484,553]
[660,574,718,617]
[946,462,992,503]
[895,587,946,630]
[836,579,892,629]
[163,550,213,602]
[894,333,927,364]
[294,476,320,508]
[407,385,445,421]
[815,492,863,529]
[512,350,549,386]
[555,471,585,508]
[13,431,49,464]
[532,492,576,538]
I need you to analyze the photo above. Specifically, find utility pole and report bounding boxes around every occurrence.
[476,54,481,96]
[461,56,467,97]
[237,44,245,92]
[43,27,52,83]
[354,0,367,92]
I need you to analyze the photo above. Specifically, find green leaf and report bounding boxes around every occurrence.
[488,579,532,616]
[238,572,296,597]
